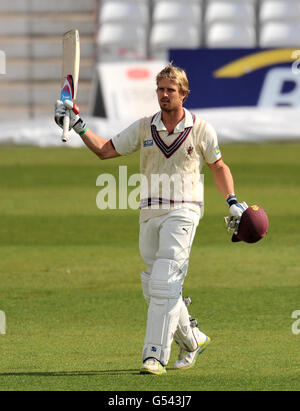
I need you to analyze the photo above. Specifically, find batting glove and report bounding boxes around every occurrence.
[54,100,88,136]
[226,195,248,218]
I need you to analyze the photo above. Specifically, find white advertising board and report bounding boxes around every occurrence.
[96,60,167,121]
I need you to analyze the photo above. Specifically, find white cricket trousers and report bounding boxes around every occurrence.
[139,208,200,365]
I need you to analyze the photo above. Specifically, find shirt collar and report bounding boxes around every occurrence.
[151,108,194,133]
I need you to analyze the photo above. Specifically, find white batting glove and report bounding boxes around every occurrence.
[54,100,88,136]
[226,195,248,218]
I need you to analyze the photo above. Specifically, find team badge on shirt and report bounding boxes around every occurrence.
[187,146,194,156]
[215,145,221,155]
[144,139,154,147]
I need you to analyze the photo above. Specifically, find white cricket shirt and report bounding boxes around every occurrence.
[111,109,222,222]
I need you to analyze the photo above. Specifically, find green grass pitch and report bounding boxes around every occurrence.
[0,143,299,391]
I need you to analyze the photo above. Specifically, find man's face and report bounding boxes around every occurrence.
[156,78,186,113]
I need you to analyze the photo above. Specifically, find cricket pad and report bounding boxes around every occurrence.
[232,205,269,243]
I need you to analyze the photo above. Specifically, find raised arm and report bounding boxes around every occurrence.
[80,128,120,160]
[54,100,120,160]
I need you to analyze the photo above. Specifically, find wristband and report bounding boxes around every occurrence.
[78,126,88,136]
[226,194,238,207]
[73,118,88,136]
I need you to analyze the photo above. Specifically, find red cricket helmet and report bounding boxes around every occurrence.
[232,205,269,243]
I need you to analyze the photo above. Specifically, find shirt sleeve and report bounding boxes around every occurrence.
[200,122,222,164]
[111,119,141,156]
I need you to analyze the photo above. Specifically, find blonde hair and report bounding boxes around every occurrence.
[156,63,190,100]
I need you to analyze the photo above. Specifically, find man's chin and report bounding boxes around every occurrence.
[160,104,173,113]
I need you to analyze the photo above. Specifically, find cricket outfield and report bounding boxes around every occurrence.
[0,143,299,391]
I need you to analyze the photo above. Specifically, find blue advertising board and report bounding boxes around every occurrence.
[169,48,300,109]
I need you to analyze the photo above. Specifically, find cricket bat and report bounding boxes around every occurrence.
[60,29,80,142]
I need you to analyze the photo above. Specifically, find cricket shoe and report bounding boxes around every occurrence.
[140,358,167,375]
[173,335,211,370]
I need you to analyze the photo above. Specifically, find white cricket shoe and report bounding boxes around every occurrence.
[140,358,167,375]
[173,335,211,370]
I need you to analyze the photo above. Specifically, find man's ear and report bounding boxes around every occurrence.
[182,92,189,103]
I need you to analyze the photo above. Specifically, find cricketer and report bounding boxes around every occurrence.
[55,63,247,375]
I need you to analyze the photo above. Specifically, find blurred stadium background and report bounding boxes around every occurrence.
[0,0,300,145]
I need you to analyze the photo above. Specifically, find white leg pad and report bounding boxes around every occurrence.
[141,271,151,305]
[173,299,200,352]
[142,258,183,366]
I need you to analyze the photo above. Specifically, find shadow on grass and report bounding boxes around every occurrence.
[0,369,141,377]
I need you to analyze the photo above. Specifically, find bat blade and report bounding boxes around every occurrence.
[60,29,80,142]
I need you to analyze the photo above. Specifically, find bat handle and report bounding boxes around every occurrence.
[62,110,70,142]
